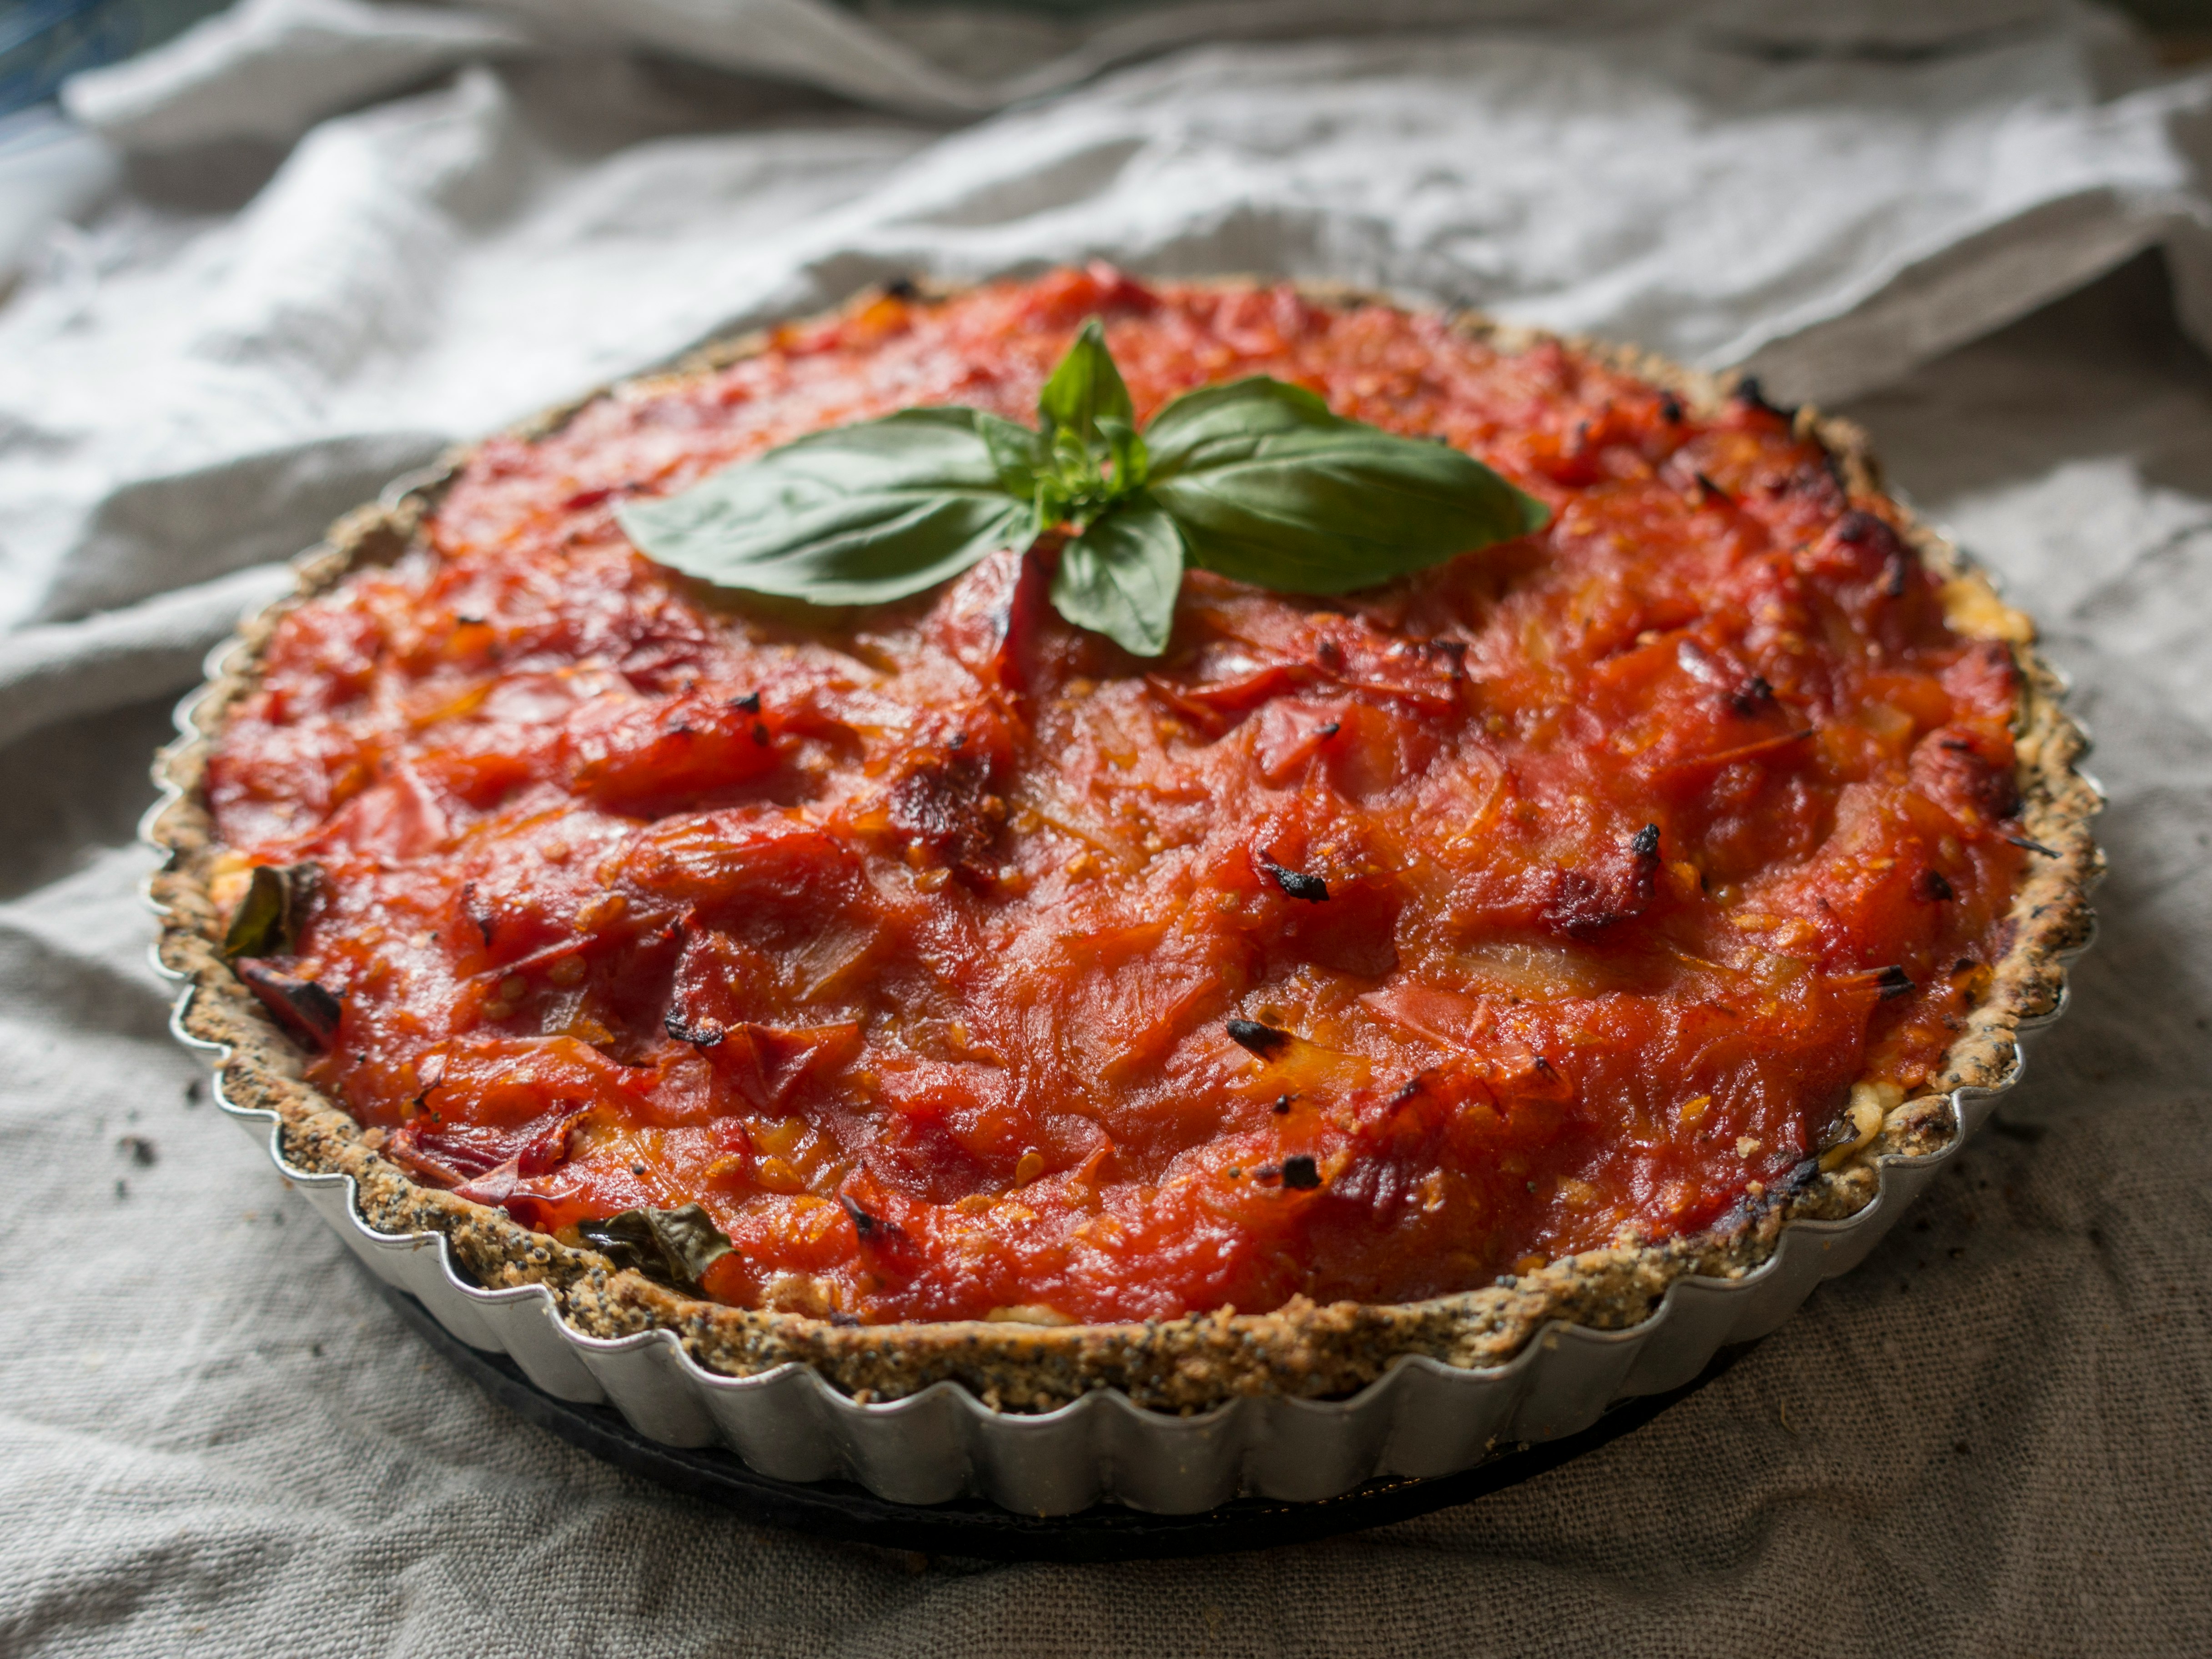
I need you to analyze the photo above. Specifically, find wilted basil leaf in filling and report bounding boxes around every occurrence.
[221,861,321,960]
[577,1203,736,1292]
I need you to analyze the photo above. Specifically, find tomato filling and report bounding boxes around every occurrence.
[205,267,2026,1323]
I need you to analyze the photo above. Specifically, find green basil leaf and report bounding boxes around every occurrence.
[1051,498,1186,657]
[616,407,1036,605]
[975,410,1050,499]
[577,1202,734,1293]
[1143,378,1549,593]
[221,861,321,960]
[1095,414,1148,496]
[1037,317,1133,449]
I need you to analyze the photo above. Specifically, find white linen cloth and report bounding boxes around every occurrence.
[0,4,2208,1652]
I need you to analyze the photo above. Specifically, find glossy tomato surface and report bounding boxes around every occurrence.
[205,268,2026,1323]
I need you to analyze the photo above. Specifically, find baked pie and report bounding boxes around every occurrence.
[152,267,2097,1411]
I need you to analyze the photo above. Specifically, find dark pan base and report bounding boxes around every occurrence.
[373,1274,1748,1563]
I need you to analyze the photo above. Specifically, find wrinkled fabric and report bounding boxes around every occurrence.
[5,2,2210,643]
[0,4,2207,1652]
[59,0,2091,133]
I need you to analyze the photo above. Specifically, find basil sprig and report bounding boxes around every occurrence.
[618,317,1548,657]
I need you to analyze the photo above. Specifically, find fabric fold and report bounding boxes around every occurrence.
[0,564,295,753]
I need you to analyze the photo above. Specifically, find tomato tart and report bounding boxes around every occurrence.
[151,267,2098,1413]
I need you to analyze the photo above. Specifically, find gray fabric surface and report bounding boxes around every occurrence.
[0,7,2209,1653]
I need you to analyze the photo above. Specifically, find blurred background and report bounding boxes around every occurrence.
[2,0,217,120]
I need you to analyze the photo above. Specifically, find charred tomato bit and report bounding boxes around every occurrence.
[887,737,1004,881]
[664,1011,727,1047]
[1728,675,1774,717]
[236,961,343,1052]
[1732,375,1794,419]
[1538,824,1664,939]
[1260,859,1330,902]
[1226,1020,1293,1059]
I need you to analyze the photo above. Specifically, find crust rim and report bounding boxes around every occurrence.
[146,278,2104,1413]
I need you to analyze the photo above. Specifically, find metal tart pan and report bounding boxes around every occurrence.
[367,1273,1750,1560]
